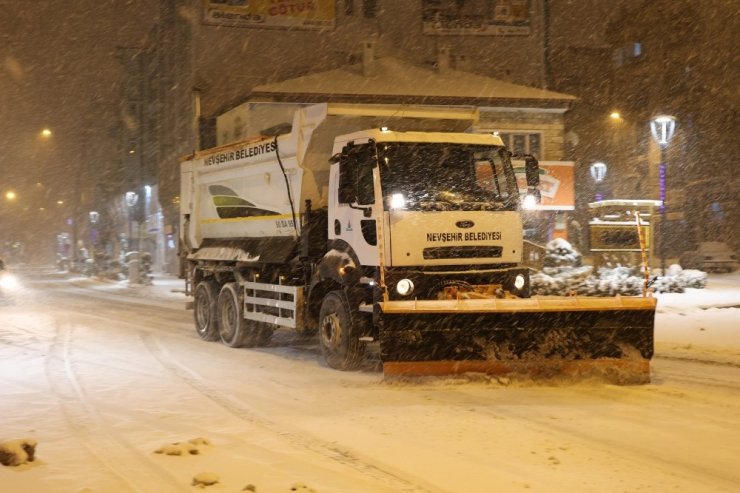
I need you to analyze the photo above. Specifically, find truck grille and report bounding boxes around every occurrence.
[423,246,503,260]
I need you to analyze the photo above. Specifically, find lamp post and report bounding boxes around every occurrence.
[590,162,607,201]
[125,191,139,252]
[89,211,99,249]
[650,115,677,274]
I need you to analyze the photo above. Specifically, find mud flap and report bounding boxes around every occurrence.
[378,297,656,384]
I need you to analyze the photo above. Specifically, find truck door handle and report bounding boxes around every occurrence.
[334,219,341,235]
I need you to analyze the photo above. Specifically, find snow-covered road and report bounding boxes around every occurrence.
[2,270,740,492]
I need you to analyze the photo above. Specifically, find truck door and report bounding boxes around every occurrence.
[330,142,379,266]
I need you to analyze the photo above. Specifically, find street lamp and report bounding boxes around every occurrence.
[650,114,677,274]
[590,162,607,201]
[89,211,99,249]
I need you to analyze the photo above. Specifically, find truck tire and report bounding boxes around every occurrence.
[318,290,365,370]
[218,282,249,347]
[218,282,268,348]
[194,280,220,341]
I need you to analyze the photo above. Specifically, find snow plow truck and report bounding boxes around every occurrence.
[180,103,656,383]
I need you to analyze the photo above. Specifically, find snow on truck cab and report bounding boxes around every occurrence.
[180,103,656,383]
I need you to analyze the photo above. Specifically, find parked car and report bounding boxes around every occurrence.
[681,242,738,272]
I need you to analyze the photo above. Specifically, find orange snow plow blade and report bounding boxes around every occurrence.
[378,296,656,384]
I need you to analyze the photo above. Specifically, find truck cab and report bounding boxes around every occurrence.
[323,129,531,304]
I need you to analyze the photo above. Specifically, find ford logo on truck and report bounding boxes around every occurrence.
[456,220,475,229]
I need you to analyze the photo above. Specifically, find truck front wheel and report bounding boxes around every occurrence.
[194,280,220,341]
[318,291,365,370]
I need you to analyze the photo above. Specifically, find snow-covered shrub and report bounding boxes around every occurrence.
[649,266,708,292]
[531,262,706,296]
[649,275,685,293]
[542,238,583,273]
[679,269,708,288]
[665,264,683,277]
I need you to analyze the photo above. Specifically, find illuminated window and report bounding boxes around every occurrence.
[498,133,542,159]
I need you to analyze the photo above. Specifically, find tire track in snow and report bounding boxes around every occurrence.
[422,383,740,491]
[654,358,740,393]
[656,353,740,369]
[49,284,191,327]
[140,331,446,493]
[0,316,57,350]
[42,281,739,490]
[44,318,189,493]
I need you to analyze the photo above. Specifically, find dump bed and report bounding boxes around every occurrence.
[180,103,481,253]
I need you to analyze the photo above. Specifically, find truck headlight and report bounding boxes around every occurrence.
[521,194,537,210]
[514,274,525,290]
[396,278,414,296]
[390,193,406,210]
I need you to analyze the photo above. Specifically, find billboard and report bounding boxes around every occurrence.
[514,161,574,210]
[422,0,532,36]
[202,0,335,30]
[589,224,650,252]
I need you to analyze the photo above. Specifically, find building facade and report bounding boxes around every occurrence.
[606,0,739,255]
[548,0,740,258]
[132,0,578,271]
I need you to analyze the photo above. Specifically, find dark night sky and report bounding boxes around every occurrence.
[1,0,157,207]
[0,0,626,205]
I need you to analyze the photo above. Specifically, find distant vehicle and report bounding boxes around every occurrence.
[681,242,737,272]
[0,257,20,299]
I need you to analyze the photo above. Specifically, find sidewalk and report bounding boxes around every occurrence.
[66,271,190,304]
[654,270,740,312]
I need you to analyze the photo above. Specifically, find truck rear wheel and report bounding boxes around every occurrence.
[218,282,247,347]
[318,290,365,370]
[194,280,220,341]
[218,282,262,348]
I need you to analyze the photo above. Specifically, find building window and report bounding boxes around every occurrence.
[363,0,376,18]
[711,202,725,221]
[615,42,643,67]
[499,132,543,159]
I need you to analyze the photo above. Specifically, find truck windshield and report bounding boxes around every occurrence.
[378,142,519,211]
